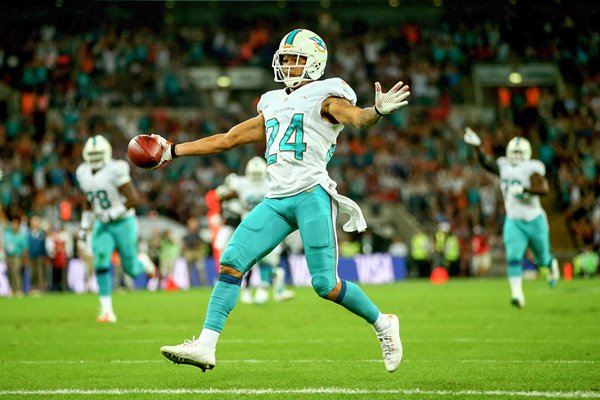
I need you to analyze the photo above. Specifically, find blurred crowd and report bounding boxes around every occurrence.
[0,4,599,285]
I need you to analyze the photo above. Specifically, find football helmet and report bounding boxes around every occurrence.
[506,137,531,165]
[272,28,327,88]
[83,135,112,170]
[245,156,267,183]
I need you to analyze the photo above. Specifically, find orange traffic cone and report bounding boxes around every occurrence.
[164,276,179,291]
[563,262,573,281]
[430,267,449,284]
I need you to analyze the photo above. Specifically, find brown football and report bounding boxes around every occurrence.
[127,135,162,169]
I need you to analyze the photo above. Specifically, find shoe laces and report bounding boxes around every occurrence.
[378,332,396,360]
[181,336,201,348]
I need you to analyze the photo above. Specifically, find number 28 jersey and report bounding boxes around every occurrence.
[76,159,135,219]
[258,78,357,198]
[497,157,546,221]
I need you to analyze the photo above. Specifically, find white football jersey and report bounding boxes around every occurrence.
[257,78,357,198]
[497,157,546,221]
[229,175,268,217]
[76,159,135,219]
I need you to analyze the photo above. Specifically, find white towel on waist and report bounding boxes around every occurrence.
[319,177,367,233]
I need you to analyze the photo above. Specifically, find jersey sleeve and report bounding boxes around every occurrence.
[322,78,357,106]
[528,160,546,176]
[257,91,276,113]
[112,160,132,187]
[75,164,86,190]
[496,157,509,174]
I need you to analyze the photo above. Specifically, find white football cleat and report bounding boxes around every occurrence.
[240,288,253,304]
[376,314,402,372]
[274,289,295,302]
[96,312,117,323]
[254,287,269,304]
[547,258,560,288]
[160,338,215,372]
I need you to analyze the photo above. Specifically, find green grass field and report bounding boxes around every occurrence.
[1,278,599,399]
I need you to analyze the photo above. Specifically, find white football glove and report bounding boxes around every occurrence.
[150,134,174,169]
[97,204,127,224]
[216,173,238,199]
[463,127,482,147]
[0,167,3,181]
[374,81,410,115]
[508,183,524,197]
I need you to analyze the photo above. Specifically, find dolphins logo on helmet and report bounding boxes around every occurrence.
[272,29,328,88]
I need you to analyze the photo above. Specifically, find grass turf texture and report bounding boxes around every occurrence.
[1,278,599,399]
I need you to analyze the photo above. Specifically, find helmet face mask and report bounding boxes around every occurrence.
[506,137,532,165]
[83,135,112,170]
[245,156,267,183]
[272,29,327,88]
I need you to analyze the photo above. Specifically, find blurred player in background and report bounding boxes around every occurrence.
[155,28,409,373]
[204,189,223,268]
[463,128,559,308]
[76,134,156,323]
[216,156,295,304]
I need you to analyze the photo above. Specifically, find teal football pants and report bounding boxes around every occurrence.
[503,214,552,277]
[221,185,338,296]
[91,216,142,277]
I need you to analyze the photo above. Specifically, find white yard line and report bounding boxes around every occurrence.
[14,338,600,345]
[4,359,598,365]
[0,388,599,398]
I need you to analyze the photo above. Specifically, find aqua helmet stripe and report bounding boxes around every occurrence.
[285,29,301,45]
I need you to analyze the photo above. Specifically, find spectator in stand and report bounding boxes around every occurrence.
[339,231,361,258]
[410,228,431,278]
[443,227,461,277]
[182,217,209,287]
[388,234,408,258]
[158,230,181,289]
[27,215,48,294]
[45,223,73,292]
[573,244,599,278]
[2,210,29,297]
[470,225,491,277]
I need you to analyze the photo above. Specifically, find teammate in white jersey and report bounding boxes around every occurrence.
[76,135,155,323]
[463,128,559,308]
[217,156,295,304]
[155,28,410,373]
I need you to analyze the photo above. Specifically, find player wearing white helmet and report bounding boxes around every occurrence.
[76,135,155,323]
[463,128,559,308]
[217,157,295,304]
[155,28,410,373]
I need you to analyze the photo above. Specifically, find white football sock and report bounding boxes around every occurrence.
[372,312,392,334]
[508,277,524,299]
[99,296,113,314]
[199,328,220,351]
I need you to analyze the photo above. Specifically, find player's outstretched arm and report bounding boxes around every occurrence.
[322,81,410,130]
[463,127,499,175]
[153,115,265,168]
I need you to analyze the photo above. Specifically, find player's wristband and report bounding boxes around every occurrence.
[170,144,178,159]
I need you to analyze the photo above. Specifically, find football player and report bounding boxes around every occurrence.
[76,135,155,323]
[155,29,409,373]
[216,156,295,304]
[463,128,560,308]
